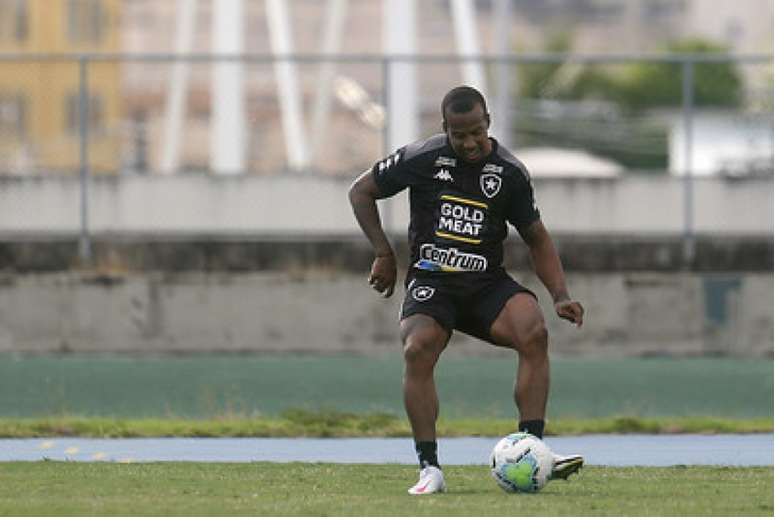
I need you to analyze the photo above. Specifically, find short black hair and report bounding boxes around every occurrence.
[441,85,488,121]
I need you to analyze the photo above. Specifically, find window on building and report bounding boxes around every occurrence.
[0,0,28,42]
[66,0,105,44]
[65,93,104,134]
[0,95,27,138]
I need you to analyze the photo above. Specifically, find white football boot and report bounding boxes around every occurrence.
[407,465,447,495]
[550,453,584,480]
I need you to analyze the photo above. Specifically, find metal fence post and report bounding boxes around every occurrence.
[78,55,92,264]
[381,55,392,236]
[681,59,695,268]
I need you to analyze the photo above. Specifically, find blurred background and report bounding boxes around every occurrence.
[1,0,773,420]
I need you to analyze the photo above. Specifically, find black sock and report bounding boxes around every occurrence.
[415,441,439,469]
[519,419,545,439]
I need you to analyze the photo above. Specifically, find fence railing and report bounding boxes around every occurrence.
[1,53,774,263]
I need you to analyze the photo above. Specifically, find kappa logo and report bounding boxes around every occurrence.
[411,285,435,302]
[433,168,454,182]
[480,173,502,198]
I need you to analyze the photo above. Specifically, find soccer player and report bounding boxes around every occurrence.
[348,85,584,494]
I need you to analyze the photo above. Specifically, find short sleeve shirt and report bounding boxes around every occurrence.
[371,134,540,274]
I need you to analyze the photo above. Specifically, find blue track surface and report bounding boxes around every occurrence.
[3,435,773,466]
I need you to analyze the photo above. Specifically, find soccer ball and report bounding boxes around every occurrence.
[490,432,553,493]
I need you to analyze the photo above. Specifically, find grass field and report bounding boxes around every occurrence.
[2,355,773,515]
[1,462,773,516]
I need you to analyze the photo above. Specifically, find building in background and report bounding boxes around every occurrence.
[2,0,774,176]
[119,0,774,177]
[0,0,121,175]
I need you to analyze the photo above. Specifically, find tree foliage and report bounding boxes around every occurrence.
[518,36,744,110]
[512,36,743,171]
[614,39,743,110]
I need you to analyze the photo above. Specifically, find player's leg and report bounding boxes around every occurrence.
[489,292,583,480]
[400,314,449,457]
[400,313,450,494]
[490,293,549,429]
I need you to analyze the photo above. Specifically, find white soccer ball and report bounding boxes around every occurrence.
[490,432,554,493]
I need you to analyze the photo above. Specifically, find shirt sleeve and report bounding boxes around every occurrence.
[371,147,413,197]
[506,169,541,229]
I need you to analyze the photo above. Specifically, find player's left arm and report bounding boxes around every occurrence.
[517,220,584,327]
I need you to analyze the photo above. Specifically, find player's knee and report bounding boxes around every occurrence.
[517,322,548,358]
[402,328,444,366]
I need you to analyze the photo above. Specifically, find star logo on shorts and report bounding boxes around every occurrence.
[411,286,435,302]
[480,173,502,199]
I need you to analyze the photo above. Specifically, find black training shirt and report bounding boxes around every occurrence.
[371,133,540,274]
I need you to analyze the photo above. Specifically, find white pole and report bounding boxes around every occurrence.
[383,0,418,151]
[309,0,348,165]
[160,0,197,174]
[450,0,487,93]
[211,0,246,175]
[492,0,512,148]
[266,0,310,171]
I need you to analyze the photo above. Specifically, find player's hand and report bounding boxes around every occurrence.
[555,299,584,327]
[368,254,397,298]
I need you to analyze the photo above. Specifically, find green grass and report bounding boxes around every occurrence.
[2,411,774,438]
[0,462,773,516]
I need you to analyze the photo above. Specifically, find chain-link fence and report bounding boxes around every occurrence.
[1,53,774,261]
[3,53,774,177]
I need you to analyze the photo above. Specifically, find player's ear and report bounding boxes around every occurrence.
[442,119,447,132]
[484,112,491,128]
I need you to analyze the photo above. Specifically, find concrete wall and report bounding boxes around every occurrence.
[1,174,774,236]
[1,271,772,358]
[2,174,773,357]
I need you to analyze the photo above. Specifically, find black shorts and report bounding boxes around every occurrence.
[400,268,537,344]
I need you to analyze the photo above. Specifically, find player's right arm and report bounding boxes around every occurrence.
[348,170,397,298]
